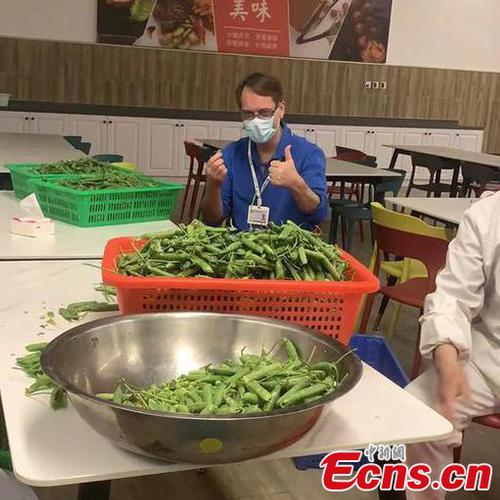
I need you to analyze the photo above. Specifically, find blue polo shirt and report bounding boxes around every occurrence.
[221,123,328,230]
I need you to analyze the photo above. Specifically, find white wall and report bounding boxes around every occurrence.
[387,0,500,72]
[0,0,96,43]
[1,0,500,73]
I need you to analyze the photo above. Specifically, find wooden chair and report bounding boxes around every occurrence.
[360,222,449,379]
[181,141,211,223]
[406,153,458,197]
[368,202,449,340]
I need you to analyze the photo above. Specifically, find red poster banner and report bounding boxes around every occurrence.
[213,0,290,57]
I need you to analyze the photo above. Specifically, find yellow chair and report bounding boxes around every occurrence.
[111,161,137,171]
[368,202,451,339]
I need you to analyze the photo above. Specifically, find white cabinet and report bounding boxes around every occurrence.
[343,127,369,152]
[309,126,342,158]
[453,131,483,152]
[340,127,398,168]
[30,113,71,136]
[67,114,108,155]
[177,120,213,174]
[140,119,177,177]
[0,111,30,133]
[0,110,485,179]
[288,124,312,140]
[213,121,245,141]
[288,124,342,158]
[371,129,399,168]
[107,116,142,165]
[423,130,454,148]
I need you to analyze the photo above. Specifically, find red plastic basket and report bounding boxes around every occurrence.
[102,238,379,344]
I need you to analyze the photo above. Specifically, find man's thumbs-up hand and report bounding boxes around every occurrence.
[269,145,302,190]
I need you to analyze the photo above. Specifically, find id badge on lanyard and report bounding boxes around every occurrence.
[247,140,271,227]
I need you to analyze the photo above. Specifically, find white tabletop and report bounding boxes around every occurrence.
[385,144,500,169]
[0,133,83,173]
[0,260,453,487]
[326,159,402,180]
[385,196,474,225]
[0,192,176,260]
[198,138,230,150]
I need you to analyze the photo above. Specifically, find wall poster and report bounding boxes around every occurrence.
[97,0,393,64]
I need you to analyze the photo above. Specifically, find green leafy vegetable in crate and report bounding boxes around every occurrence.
[15,343,67,410]
[117,220,349,281]
[96,338,352,415]
[34,157,109,175]
[57,170,159,191]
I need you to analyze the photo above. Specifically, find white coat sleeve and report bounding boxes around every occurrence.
[420,208,486,361]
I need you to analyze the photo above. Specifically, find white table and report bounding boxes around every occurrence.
[0,133,83,173]
[0,260,453,492]
[0,192,176,260]
[385,144,500,170]
[385,196,474,225]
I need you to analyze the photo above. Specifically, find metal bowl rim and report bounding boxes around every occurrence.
[41,312,362,421]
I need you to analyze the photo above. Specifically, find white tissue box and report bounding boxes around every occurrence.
[11,216,55,237]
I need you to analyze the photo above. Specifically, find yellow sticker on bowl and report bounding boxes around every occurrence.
[199,438,223,454]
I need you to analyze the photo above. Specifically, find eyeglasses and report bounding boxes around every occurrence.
[240,106,278,121]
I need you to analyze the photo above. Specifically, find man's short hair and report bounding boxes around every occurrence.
[236,72,284,108]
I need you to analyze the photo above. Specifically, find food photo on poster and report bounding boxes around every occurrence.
[136,0,216,50]
[97,0,156,44]
[329,0,393,63]
[288,0,353,59]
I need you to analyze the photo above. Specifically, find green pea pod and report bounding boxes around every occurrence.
[298,247,308,265]
[242,392,259,405]
[246,380,272,402]
[275,258,285,279]
[50,387,67,410]
[283,338,300,361]
[25,342,48,352]
[278,383,328,408]
[192,256,214,274]
[264,384,282,411]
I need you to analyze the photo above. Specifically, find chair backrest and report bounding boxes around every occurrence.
[461,162,499,186]
[335,145,366,157]
[63,135,83,149]
[410,152,456,171]
[373,169,406,199]
[92,154,124,163]
[371,202,448,240]
[77,142,91,155]
[372,222,449,287]
[184,141,212,164]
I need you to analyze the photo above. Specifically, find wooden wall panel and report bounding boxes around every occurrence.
[1,36,500,151]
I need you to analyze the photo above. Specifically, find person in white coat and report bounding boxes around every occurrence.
[404,191,500,499]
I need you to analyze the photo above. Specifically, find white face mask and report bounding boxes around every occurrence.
[244,116,278,144]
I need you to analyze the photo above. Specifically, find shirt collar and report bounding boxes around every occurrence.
[249,122,292,168]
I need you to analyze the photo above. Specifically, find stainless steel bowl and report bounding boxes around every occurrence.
[42,313,362,464]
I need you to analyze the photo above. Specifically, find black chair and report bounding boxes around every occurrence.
[329,169,406,251]
[63,135,83,149]
[406,153,458,197]
[77,142,92,155]
[460,162,500,197]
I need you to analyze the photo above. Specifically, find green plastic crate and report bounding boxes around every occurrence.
[7,163,82,200]
[32,176,184,227]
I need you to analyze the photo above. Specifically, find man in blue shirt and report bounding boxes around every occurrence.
[202,72,328,230]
